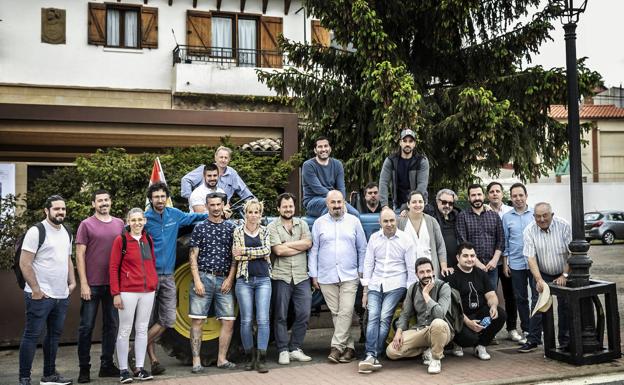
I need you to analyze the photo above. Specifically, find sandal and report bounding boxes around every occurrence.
[217,361,237,369]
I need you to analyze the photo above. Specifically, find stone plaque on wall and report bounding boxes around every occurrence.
[41,8,66,44]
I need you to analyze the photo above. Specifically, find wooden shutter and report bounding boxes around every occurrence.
[186,10,211,55]
[259,16,283,68]
[87,2,106,45]
[311,20,330,47]
[141,7,158,49]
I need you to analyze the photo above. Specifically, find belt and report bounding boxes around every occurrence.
[200,269,227,277]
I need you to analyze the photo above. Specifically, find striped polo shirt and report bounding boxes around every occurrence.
[522,216,572,275]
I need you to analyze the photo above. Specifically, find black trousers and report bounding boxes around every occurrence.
[454,306,506,347]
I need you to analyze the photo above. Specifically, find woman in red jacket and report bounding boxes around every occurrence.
[109,208,158,383]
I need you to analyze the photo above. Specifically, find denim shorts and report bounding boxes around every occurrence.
[189,272,235,320]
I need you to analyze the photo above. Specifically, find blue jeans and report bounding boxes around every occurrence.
[19,294,70,379]
[189,272,235,319]
[236,276,272,351]
[273,279,312,353]
[527,272,569,346]
[365,287,406,357]
[510,269,537,334]
[305,196,360,217]
[77,285,118,369]
[487,267,499,292]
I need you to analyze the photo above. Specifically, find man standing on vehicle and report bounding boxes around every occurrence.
[76,189,125,383]
[18,195,76,385]
[309,190,367,363]
[187,192,237,372]
[188,163,226,213]
[268,193,314,365]
[144,182,207,375]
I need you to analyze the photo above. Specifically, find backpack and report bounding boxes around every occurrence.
[411,281,464,334]
[13,222,73,289]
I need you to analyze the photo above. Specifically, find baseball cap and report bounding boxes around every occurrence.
[400,129,416,140]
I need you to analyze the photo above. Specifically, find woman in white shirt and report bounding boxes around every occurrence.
[397,191,451,277]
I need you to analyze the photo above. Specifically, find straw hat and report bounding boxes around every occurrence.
[531,283,553,317]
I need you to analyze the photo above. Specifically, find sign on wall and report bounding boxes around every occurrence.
[0,163,16,199]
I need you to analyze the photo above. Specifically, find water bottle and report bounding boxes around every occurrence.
[480,317,491,328]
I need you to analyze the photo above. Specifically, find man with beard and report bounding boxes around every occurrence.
[188,163,226,213]
[267,193,313,365]
[456,184,504,290]
[76,189,125,383]
[424,188,460,271]
[309,190,367,364]
[360,182,382,214]
[358,208,416,374]
[302,136,359,217]
[144,182,207,375]
[379,128,430,212]
[19,195,76,385]
[385,257,453,375]
[188,192,237,373]
[445,242,506,360]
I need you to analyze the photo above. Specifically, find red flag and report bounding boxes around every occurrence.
[146,157,173,208]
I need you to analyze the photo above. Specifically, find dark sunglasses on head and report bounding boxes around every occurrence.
[438,199,454,206]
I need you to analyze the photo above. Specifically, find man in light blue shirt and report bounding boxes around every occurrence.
[502,183,534,349]
[180,146,254,204]
[309,190,367,364]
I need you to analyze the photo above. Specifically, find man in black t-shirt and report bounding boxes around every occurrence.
[444,242,506,360]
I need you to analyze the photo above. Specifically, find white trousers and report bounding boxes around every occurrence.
[116,291,155,370]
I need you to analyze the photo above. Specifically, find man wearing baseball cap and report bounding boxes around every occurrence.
[379,128,430,212]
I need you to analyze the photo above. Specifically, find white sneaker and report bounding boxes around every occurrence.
[372,357,382,370]
[358,354,375,374]
[427,359,441,374]
[289,348,312,362]
[452,345,464,357]
[508,330,523,342]
[474,345,491,360]
[278,351,290,365]
[422,348,432,365]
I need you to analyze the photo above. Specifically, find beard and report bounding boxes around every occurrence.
[470,199,483,208]
[419,275,433,286]
[280,212,294,220]
[48,214,65,225]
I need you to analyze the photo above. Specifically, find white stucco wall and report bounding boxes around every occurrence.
[0,0,309,91]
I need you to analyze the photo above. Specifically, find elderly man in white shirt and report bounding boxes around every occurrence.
[358,208,416,374]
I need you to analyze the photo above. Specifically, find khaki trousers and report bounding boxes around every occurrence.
[319,279,358,351]
[386,319,452,360]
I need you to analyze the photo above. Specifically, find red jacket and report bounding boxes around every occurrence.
[109,231,158,296]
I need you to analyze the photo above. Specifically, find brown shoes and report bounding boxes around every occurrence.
[339,348,356,363]
[328,347,341,363]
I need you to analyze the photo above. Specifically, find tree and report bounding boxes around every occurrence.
[258,0,602,193]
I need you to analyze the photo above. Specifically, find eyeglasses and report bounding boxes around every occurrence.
[438,199,454,206]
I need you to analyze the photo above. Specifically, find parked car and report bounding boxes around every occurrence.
[584,210,624,245]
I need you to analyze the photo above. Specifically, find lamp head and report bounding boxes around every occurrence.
[556,0,588,24]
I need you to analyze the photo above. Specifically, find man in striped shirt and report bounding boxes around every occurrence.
[522,202,571,351]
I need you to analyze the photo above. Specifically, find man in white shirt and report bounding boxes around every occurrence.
[188,163,226,213]
[18,195,76,385]
[358,208,416,374]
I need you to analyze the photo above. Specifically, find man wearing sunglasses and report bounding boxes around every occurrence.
[424,188,460,274]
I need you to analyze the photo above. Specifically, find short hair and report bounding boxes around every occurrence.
[456,241,476,255]
[244,198,264,215]
[205,191,226,204]
[91,189,110,202]
[415,257,433,271]
[215,146,232,156]
[314,136,330,146]
[126,207,144,220]
[510,182,527,195]
[276,192,296,207]
[467,183,483,195]
[147,181,170,200]
[45,194,65,209]
[486,181,503,193]
[407,190,425,202]
[203,163,219,174]
[364,182,378,192]
[534,202,552,212]
[436,188,457,201]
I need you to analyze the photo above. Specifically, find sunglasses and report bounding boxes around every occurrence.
[438,199,454,206]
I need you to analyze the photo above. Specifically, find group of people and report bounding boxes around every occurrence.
[16,136,573,385]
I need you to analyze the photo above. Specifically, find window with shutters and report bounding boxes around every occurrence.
[88,3,158,49]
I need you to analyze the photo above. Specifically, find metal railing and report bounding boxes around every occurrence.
[172,45,286,68]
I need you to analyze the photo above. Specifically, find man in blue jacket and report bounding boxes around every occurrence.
[144,182,207,375]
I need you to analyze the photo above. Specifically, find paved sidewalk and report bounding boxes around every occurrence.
[2,328,623,385]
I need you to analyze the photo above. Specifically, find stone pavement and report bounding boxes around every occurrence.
[2,328,623,385]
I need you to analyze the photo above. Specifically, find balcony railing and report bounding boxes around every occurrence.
[173,45,286,69]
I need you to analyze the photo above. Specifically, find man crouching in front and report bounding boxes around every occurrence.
[386,258,453,374]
